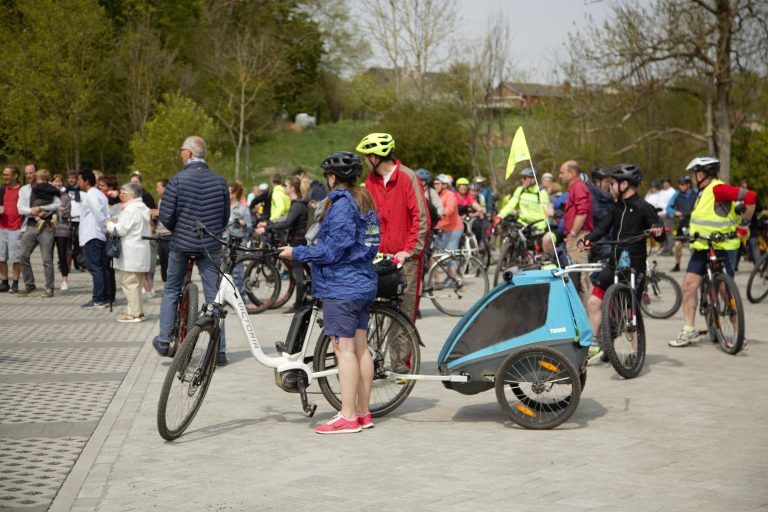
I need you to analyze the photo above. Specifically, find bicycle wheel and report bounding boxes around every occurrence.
[601,283,645,379]
[314,303,420,417]
[157,324,219,440]
[493,242,514,286]
[269,258,295,309]
[495,346,581,430]
[478,238,492,270]
[427,255,489,316]
[711,273,745,354]
[746,254,768,304]
[243,256,280,313]
[169,282,199,357]
[640,271,682,319]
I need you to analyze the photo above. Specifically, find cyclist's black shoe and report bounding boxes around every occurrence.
[671,264,680,272]
[152,336,170,357]
[216,353,228,366]
[0,280,9,292]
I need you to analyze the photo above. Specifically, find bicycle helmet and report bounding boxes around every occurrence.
[474,176,487,183]
[435,174,451,185]
[579,171,590,184]
[685,157,719,176]
[519,167,535,178]
[591,166,609,180]
[456,177,470,186]
[355,133,395,157]
[609,163,643,186]
[320,151,363,179]
[415,168,431,182]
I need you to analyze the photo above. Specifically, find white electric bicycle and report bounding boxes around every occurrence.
[157,221,423,440]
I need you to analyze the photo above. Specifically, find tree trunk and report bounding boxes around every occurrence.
[713,0,734,183]
[705,83,715,155]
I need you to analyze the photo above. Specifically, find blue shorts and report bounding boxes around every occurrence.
[322,299,373,339]
[687,249,735,277]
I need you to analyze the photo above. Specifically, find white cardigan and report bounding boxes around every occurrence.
[108,198,152,272]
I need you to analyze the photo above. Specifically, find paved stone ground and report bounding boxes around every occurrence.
[3,256,768,511]
[0,263,161,511]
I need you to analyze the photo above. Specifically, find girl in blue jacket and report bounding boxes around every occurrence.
[279,152,380,434]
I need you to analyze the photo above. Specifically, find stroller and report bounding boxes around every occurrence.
[435,265,598,429]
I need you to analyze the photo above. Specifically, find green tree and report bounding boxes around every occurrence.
[130,93,221,185]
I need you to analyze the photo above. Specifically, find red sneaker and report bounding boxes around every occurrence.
[313,414,361,434]
[357,412,374,429]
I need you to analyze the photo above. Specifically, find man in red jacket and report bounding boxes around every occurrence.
[357,133,430,324]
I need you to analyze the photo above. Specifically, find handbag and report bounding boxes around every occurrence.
[106,234,121,259]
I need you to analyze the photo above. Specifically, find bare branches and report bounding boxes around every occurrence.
[611,127,709,156]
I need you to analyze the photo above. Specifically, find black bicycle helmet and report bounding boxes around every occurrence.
[320,151,363,179]
[609,163,643,186]
[591,166,609,180]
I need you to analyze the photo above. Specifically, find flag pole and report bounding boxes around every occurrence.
[525,159,562,270]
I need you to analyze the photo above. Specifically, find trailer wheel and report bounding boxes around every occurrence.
[495,346,581,430]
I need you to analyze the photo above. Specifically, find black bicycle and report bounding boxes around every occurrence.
[676,231,745,354]
[747,253,768,304]
[640,258,682,319]
[592,232,654,379]
[494,217,547,286]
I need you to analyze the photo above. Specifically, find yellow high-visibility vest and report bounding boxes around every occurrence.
[689,179,740,251]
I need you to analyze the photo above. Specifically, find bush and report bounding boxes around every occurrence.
[381,99,472,176]
[130,93,221,186]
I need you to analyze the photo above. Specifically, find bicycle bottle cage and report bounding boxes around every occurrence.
[617,249,632,270]
[282,305,314,354]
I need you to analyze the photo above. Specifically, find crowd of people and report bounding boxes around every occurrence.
[0,130,763,434]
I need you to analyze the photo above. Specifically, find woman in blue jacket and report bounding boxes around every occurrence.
[279,152,380,434]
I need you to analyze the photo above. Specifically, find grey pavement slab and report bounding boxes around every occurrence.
[50,263,768,512]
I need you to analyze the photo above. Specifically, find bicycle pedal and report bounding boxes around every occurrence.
[275,341,286,353]
[304,403,317,417]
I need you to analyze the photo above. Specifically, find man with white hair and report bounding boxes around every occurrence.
[154,136,231,365]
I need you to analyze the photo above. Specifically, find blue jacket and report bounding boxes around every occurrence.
[159,160,229,253]
[293,188,380,301]
[588,183,613,241]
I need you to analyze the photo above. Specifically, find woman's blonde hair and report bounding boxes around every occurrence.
[320,178,377,221]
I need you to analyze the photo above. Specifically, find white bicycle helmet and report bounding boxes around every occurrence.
[685,157,719,175]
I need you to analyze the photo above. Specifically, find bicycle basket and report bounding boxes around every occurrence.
[375,260,407,299]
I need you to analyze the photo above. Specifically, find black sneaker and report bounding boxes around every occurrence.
[671,264,680,272]
[216,353,228,366]
[152,336,170,357]
[10,281,18,293]
[0,280,9,292]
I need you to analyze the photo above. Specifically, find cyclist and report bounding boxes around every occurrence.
[415,168,443,229]
[495,167,555,257]
[577,164,664,360]
[357,132,430,324]
[281,152,380,434]
[474,176,495,217]
[666,176,696,272]
[669,157,757,347]
[455,177,486,244]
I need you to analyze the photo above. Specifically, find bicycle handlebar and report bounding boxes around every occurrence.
[194,220,281,255]
[591,228,667,247]
[141,235,170,242]
[673,231,738,243]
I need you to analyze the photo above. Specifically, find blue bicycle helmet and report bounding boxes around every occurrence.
[415,168,432,182]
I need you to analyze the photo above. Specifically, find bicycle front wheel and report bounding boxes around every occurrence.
[157,325,219,440]
[494,242,514,287]
[640,271,682,319]
[313,303,421,417]
[711,273,745,355]
[270,259,296,309]
[601,283,646,379]
[746,254,768,304]
[427,255,489,316]
[243,256,280,313]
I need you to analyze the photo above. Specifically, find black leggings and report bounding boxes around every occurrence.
[291,260,306,308]
[55,236,70,277]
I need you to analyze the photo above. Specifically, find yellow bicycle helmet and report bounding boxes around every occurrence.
[356,133,395,157]
[456,177,470,186]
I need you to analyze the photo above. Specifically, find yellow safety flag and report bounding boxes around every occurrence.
[506,126,531,178]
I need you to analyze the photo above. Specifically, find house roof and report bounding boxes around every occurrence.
[497,82,566,98]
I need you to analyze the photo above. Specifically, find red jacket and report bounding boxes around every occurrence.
[564,179,594,233]
[365,161,430,257]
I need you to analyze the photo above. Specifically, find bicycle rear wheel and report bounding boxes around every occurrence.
[711,273,745,354]
[746,254,768,304]
[157,325,219,440]
[243,256,280,313]
[495,346,581,430]
[314,303,421,417]
[169,282,198,358]
[601,283,645,379]
[640,271,682,319]
[427,255,489,316]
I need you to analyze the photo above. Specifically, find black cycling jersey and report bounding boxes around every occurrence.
[585,193,663,272]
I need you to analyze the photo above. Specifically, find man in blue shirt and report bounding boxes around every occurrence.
[666,176,696,272]
[153,136,230,365]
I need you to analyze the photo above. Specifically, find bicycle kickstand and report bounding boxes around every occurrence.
[296,376,317,417]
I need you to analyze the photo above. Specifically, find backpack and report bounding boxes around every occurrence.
[426,196,440,229]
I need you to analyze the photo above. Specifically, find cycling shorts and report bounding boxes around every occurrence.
[686,249,735,277]
[590,265,645,301]
[323,299,373,339]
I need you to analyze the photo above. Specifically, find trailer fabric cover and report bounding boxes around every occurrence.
[445,283,549,364]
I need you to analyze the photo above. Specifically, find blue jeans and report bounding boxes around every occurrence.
[158,250,227,352]
[83,239,109,303]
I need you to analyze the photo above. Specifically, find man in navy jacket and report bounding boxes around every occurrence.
[153,136,231,365]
